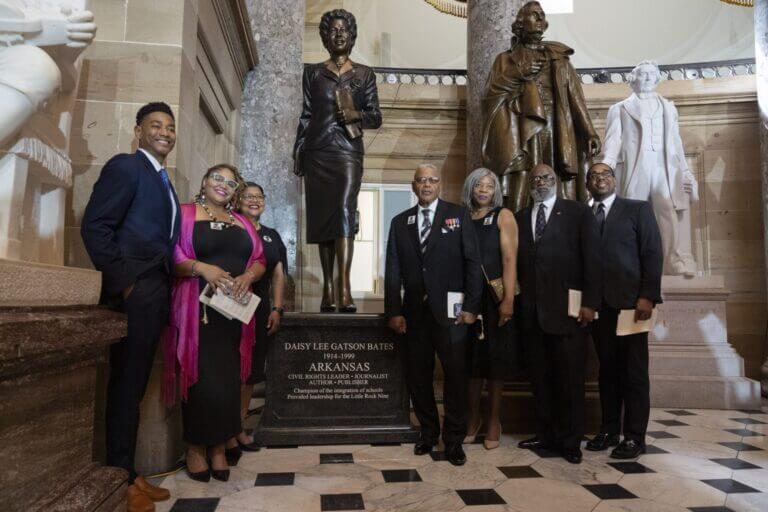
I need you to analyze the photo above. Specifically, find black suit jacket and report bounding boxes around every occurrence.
[385,199,482,327]
[515,198,602,336]
[81,151,181,297]
[295,62,382,156]
[597,196,663,310]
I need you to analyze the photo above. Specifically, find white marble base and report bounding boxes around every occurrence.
[649,275,761,410]
[0,257,101,306]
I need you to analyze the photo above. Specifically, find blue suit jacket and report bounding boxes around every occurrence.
[81,151,181,297]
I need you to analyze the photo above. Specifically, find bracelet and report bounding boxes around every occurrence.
[191,261,198,277]
[272,306,284,317]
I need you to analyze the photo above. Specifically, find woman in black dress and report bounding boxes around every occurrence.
[293,8,382,313]
[232,182,287,449]
[462,168,522,450]
[168,164,265,482]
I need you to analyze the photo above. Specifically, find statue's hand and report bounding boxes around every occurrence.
[63,8,97,49]
[588,135,602,157]
[335,106,361,126]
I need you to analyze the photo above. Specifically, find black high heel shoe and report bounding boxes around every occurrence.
[225,445,242,466]
[211,468,230,482]
[186,466,211,482]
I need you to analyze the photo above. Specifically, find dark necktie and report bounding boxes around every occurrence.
[158,168,171,193]
[535,203,546,242]
[595,202,605,233]
[420,209,431,254]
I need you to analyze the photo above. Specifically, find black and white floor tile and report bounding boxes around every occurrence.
[156,404,768,512]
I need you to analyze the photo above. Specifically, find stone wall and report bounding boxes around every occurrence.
[296,76,766,379]
[67,0,255,270]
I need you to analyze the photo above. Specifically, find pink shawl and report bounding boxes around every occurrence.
[162,203,265,405]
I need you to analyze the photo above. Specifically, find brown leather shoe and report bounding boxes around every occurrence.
[126,484,154,512]
[134,476,170,502]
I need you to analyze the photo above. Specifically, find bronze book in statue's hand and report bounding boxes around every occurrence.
[335,89,362,139]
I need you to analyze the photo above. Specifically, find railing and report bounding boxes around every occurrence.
[370,59,756,86]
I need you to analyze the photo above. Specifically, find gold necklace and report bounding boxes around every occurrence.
[199,198,235,226]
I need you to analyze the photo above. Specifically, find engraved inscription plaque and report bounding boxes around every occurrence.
[254,313,419,446]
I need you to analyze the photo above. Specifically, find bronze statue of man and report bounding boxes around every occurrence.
[481,1,600,211]
[293,9,382,313]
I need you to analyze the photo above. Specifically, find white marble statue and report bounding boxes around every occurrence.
[0,0,96,265]
[601,60,698,276]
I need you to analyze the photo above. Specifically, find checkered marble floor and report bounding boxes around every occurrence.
[155,404,768,512]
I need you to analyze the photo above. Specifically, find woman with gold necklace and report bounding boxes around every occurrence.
[163,164,266,482]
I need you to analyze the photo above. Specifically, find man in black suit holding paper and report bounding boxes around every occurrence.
[584,162,663,459]
[385,163,482,466]
[81,102,181,509]
[515,163,602,464]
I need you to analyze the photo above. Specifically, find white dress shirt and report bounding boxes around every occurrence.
[417,198,439,239]
[139,148,177,236]
[531,194,556,235]
[590,192,616,217]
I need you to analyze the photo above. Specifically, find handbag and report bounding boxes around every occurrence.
[481,265,504,305]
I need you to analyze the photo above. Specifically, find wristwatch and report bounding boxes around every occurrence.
[272,306,284,317]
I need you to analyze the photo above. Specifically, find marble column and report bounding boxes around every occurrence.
[466,0,523,171]
[241,0,305,307]
[755,0,768,397]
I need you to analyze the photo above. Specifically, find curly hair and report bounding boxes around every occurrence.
[195,163,247,211]
[318,9,357,53]
[512,1,548,44]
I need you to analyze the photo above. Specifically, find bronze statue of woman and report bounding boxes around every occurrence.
[293,9,382,313]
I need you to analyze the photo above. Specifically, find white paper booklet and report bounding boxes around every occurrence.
[616,309,658,336]
[568,289,582,318]
[567,289,598,320]
[199,284,261,324]
[447,292,464,319]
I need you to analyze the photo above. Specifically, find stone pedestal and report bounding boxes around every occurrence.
[255,313,419,446]
[0,303,127,512]
[649,275,762,409]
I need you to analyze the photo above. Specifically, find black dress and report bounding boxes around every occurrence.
[467,207,523,380]
[247,225,287,385]
[294,62,382,243]
[182,221,252,445]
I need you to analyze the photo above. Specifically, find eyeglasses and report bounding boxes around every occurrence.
[414,177,440,185]
[588,171,615,182]
[530,175,556,184]
[241,194,265,203]
[209,173,239,190]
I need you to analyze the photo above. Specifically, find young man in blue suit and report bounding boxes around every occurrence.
[81,102,180,510]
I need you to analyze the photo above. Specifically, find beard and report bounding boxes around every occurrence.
[530,186,555,203]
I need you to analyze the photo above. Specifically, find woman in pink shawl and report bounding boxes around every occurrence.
[164,164,265,483]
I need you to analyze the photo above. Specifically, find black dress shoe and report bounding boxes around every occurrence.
[225,445,242,466]
[562,447,582,464]
[186,467,211,482]
[414,442,434,456]
[445,443,467,466]
[211,468,230,482]
[611,439,646,459]
[585,433,620,452]
[518,436,553,450]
